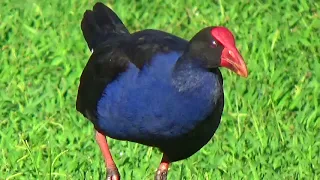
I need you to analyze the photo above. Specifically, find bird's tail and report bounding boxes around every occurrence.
[81,2,130,51]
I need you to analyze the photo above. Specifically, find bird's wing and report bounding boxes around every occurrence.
[76,29,188,124]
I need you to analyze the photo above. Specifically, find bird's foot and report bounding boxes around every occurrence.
[155,168,168,180]
[155,154,170,180]
[106,168,120,180]
[95,131,120,180]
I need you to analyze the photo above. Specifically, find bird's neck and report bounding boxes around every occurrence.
[172,54,218,92]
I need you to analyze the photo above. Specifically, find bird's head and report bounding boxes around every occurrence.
[188,26,248,77]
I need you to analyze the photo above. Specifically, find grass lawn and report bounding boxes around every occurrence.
[1,0,319,179]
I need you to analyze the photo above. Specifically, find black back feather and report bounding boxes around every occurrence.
[77,3,187,126]
[81,2,129,51]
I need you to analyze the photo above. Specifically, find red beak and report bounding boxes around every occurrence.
[220,46,248,78]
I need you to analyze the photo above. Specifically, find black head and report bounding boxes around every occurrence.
[186,26,248,77]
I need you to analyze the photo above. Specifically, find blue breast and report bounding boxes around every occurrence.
[96,52,222,141]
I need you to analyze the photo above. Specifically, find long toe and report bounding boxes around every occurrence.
[155,169,168,180]
[106,168,120,180]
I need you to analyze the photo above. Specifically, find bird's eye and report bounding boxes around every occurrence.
[211,40,217,47]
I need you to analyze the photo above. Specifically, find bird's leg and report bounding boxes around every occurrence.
[155,154,170,180]
[95,130,120,180]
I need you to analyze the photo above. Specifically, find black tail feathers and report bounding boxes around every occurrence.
[81,2,129,51]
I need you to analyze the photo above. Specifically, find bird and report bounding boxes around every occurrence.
[76,2,248,180]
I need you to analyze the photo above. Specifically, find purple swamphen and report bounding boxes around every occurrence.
[76,2,248,180]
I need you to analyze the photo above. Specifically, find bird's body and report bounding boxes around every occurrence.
[97,51,224,160]
[77,29,224,161]
[97,51,223,142]
[76,3,247,179]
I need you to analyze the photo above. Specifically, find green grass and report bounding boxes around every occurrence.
[1,0,319,179]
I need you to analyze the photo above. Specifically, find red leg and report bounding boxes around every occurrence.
[155,154,170,180]
[95,130,120,180]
